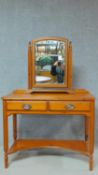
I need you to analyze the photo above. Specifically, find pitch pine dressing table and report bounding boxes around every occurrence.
[2,37,95,170]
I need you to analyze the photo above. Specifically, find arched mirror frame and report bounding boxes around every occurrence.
[28,36,72,91]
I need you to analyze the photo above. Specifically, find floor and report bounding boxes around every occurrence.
[0,147,98,175]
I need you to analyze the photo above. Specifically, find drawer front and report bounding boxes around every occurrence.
[49,101,90,111]
[7,101,47,111]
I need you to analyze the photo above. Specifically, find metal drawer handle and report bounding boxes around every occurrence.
[22,104,32,110]
[65,104,75,110]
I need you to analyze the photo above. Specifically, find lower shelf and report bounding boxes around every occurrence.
[8,139,88,155]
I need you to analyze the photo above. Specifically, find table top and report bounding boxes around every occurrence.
[2,88,95,101]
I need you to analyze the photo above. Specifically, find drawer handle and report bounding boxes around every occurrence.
[65,104,75,110]
[22,104,32,110]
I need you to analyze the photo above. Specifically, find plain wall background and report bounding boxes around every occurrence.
[0,0,98,147]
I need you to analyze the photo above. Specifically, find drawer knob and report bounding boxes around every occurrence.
[22,104,32,110]
[65,104,75,110]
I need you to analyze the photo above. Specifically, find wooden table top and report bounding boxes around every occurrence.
[2,88,95,101]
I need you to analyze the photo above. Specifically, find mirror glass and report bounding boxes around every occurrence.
[35,40,65,84]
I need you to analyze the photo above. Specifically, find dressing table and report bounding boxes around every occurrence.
[2,37,95,170]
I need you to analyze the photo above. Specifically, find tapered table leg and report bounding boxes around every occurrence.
[3,101,8,168]
[85,117,88,141]
[88,101,95,171]
[13,114,17,141]
[85,116,89,141]
[89,155,93,171]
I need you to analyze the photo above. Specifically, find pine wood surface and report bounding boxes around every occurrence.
[2,88,94,101]
[2,88,95,171]
[2,37,95,170]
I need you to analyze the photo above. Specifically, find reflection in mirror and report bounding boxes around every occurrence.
[35,40,65,84]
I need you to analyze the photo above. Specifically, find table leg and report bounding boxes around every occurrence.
[88,102,95,171]
[3,101,8,168]
[13,114,17,141]
[85,117,88,141]
[89,154,93,171]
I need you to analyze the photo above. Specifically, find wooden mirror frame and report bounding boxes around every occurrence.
[28,36,72,91]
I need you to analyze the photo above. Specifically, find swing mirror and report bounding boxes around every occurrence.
[28,37,72,92]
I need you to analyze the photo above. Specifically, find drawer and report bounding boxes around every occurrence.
[7,101,47,111]
[49,101,90,111]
